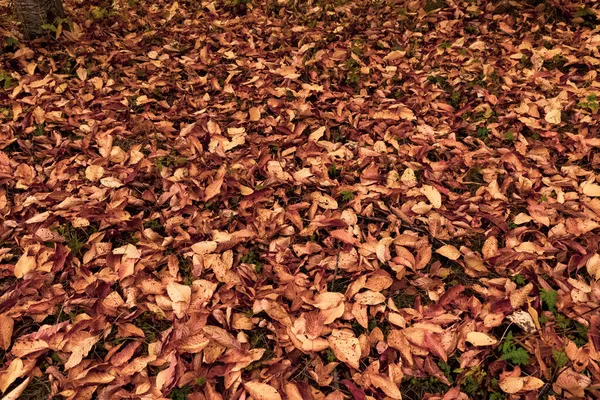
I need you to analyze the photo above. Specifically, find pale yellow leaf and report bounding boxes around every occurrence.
[420,185,442,208]
[500,376,524,394]
[436,245,461,260]
[545,109,561,124]
[191,241,218,255]
[166,282,191,304]
[522,376,544,391]
[1,377,29,400]
[586,253,600,280]
[354,290,386,305]
[25,211,50,224]
[400,168,417,187]
[14,253,36,278]
[482,236,498,259]
[582,182,600,197]
[383,50,406,62]
[100,177,123,188]
[65,335,99,370]
[76,66,88,81]
[313,292,344,309]
[85,165,104,181]
[465,331,498,346]
[370,374,402,399]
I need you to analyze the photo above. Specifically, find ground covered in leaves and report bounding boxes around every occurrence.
[1,0,600,399]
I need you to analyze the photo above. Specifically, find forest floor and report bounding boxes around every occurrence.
[1,0,600,399]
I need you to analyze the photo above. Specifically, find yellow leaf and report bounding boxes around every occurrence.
[582,182,600,197]
[545,109,561,124]
[100,177,123,188]
[586,253,600,280]
[244,382,282,400]
[166,282,191,304]
[400,168,417,187]
[383,50,406,62]
[420,185,442,208]
[309,126,326,142]
[354,290,386,305]
[11,338,48,357]
[500,376,524,394]
[313,292,344,309]
[522,376,544,391]
[191,241,218,255]
[370,374,402,399]
[25,211,50,224]
[507,310,536,333]
[85,165,104,181]
[76,66,88,81]
[14,253,36,278]
[436,245,461,260]
[465,331,498,346]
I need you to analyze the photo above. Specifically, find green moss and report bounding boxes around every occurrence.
[401,376,448,398]
[56,223,97,256]
[169,386,194,400]
[340,190,354,202]
[328,163,341,179]
[499,331,529,366]
[424,0,446,13]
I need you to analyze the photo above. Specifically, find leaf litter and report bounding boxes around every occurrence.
[1,0,600,399]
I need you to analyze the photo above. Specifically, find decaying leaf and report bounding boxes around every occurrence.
[328,329,361,369]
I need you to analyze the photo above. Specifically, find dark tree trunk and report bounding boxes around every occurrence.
[13,0,65,39]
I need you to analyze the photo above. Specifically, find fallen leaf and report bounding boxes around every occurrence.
[420,185,442,208]
[328,329,361,369]
[244,381,282,400]
[436,245,461,260]
[465,331,498,346]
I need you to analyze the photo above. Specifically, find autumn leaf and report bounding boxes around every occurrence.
[465,332,498,346]
[244,381,282,400]
[14,253,36,278]
[328,329,361,369]
[0,315,13,350]
[420,185,442,208]
[435,245,461,260]
[2,0,600,397]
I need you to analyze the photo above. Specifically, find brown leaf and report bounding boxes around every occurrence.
[328,329,361,369]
